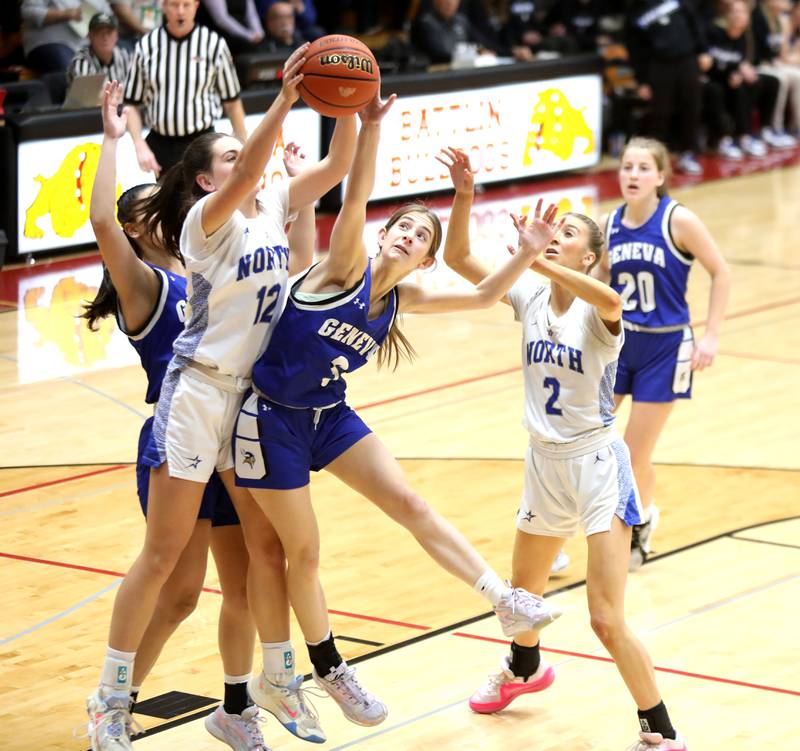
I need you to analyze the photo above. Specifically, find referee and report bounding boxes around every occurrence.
[123,0,247,176]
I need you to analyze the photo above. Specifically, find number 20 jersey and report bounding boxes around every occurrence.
[508,274,622,454]
[606,196,693,329]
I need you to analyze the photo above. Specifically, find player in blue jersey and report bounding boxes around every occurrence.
[83,78,335,750]
[233,92,564,728]
[443,147,688,751]
[597,137,731,571]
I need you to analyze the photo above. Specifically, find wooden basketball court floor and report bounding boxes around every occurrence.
[1,162,798,750]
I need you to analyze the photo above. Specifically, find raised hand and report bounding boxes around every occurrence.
[436,147,476,194]
[101,80,128,140]
[358,92,396,124]
[511,199,564,259]
[280,43,309,104]
[283,141,307,176]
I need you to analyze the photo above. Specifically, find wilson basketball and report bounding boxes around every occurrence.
[298,35,380,118]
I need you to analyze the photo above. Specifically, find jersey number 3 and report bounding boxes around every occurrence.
[543,377,563,416]
[254,284,281,325]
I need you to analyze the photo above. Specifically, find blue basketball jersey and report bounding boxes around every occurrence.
[252,260,398,408]
[606,196,693,329]
[116,264,187,404]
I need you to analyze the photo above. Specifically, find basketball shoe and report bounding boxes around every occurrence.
[86,689,137,750]
[312,662,388,726]
[248,672,326,743]
[550,550,570,574]
[204,705,271,750]
[468,655,555,713]
[630,504,660,572]
[627,730,687,750]
[494,584,563,636]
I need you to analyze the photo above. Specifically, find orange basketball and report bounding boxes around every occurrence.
[298,35,380,118]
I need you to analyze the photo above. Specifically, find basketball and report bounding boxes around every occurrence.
[298,35,380,118]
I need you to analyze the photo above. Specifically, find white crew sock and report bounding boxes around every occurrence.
[100,646,136,697]
[261,640,295,686]
[473,570,510,606]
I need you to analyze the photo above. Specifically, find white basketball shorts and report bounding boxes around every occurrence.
[151,360,248,482]
[516,437,643,538]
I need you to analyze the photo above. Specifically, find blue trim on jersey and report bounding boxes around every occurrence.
[611,438,641,527]
[598,360,618,426]
[251,260,398,408]
[173,272,213,361]
[607,196,693,329]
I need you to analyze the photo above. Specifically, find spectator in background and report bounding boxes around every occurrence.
[752,0,800,137]
[21,0,112,74]
[110,1,162,46]
[704,0,773,158]
[0,2,24,70]
[258,0,305,53]
[544,0,604,53]
[124,0,247,176]
[201,0,264,55]
[412,0,529,65]
[258,0,324,41]
[625,0,711,175]
[67,12,131,87]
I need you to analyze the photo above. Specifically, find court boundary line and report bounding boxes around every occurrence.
[0,464,129,498]
[130,513,800,746]
[730,534,800,551]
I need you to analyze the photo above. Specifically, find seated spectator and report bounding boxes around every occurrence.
[258,0,304,53]
[0,2,24,71]
[201,0,264,55]
[498,2,549,57]
[21,0,113,74]
[110,1,162,48]
[752,0,800,137]
[544,0,603,53]
[412,0,527,65]
[704,0,773,158]
[67,12,131,88]
[258,0,324,41]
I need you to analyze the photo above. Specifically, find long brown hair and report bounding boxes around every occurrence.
[565,212,605,272]
[137,131,227,255]
[377,203,443,370]
[622,136,671,198]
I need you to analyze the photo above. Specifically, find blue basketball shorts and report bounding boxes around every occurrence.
[614,326,694,402]
[136,417,240,527]
[233,392,372,490]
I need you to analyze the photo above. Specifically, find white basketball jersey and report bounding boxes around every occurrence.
[174,183,293,378]
[508,274,623,456]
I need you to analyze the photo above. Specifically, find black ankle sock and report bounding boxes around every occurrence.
[223,682,252,716]
[637,701,676,740]
[509,641,541,680]
[129,690,139,713]
[307,633,343,677]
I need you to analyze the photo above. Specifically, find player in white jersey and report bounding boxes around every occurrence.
[86,47,355,751]
[442,147,688,751]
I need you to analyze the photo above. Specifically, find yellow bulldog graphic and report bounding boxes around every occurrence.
[524,89,595,163]
[24,143,121,240]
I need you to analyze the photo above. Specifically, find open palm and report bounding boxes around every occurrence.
[101,80,128,139]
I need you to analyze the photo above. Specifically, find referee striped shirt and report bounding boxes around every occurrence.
[124,23,241,137]
[67,45,132,87]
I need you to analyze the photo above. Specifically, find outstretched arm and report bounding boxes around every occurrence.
[91,81,160,332]
[283,142,316,276]
[438,147,495,287]
[400,203,562,314]
[671,205,731,370]
[317,93,396,286]
[201,44,308,237]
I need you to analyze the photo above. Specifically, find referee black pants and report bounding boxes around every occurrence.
[146,128,215,177]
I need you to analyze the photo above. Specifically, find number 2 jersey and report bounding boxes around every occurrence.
[508,273,623,456]
[173,183,293,379]
[251,259,398,408]
[606,195,693,329]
